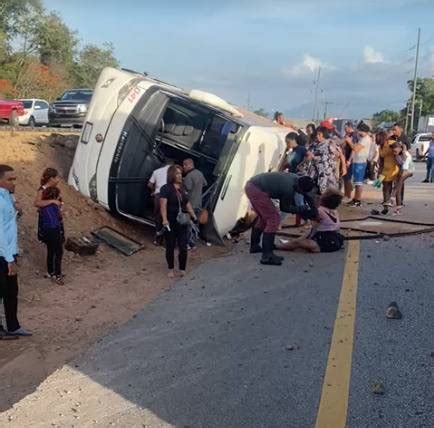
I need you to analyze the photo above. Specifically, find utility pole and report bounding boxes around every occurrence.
[404,100,410,134]
[312,66,321,124]
[324,101,334,119]
[417,98,423,131]
[410,28,421,135]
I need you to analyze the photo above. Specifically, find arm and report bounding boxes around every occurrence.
[0,204,18,275]
[148,172,156,192]
[160,197,169,225]
[34,189,60,208]
[186,202,198,222]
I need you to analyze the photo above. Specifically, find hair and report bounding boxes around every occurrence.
[375,131,387,146]
[297,176,315,193]
[320,188,343,210]
[316,126,330,139]
[167,164,183,184]
[285,132,298,142]
[42,186,61,200]
[296,132,308,146]
[306,123,316,133]
[0,164,14,179]
[183,158,194,167]
[393,122,403,129]
[273,111,283,121]
[40,168,59,186]
[345,121,353,128]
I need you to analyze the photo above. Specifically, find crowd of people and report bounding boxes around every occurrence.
[243,116,429,266]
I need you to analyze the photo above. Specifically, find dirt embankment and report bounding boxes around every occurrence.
[0,131,224,411]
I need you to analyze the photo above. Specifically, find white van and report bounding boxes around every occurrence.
[68,67,289,242]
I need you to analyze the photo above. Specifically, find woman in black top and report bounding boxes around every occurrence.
[160,165,197,278]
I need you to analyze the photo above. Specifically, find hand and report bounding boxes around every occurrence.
[162,220,169,227]
[8,262,18,276]
[192,216,198,224]
[52,199,62,206]
[306,151,314,160]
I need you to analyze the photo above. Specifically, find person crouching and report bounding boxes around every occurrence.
[40,186,65,285]
[245,172,316,266]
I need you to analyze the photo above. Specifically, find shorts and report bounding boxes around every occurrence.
[347,162,367,186]
[312,231,344,252]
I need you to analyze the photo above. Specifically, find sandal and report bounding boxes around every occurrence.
[55,275,65,285]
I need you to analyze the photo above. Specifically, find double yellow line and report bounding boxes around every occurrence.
[315,241,361,428]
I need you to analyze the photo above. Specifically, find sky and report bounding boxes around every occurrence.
[43,0,434,119]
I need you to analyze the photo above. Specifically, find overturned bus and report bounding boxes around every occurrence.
[68,67,290,242]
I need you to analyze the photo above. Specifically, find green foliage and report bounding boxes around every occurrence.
[406,78,434,117]
[73,43,119,88]
[0,2,120,100]
[372,110,400,126]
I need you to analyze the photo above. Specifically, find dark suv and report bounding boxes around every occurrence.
[49,89,93,127]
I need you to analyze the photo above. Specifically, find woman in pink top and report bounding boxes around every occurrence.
[276,189,344,253]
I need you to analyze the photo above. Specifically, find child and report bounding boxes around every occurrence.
[422,133,434,183]
[40,186,65,285]
[276,188,344,253]
[390,142,415,214]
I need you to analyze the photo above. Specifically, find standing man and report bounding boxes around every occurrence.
[0,165,32,338]
[346,122,372,207]
[245,172,316,266]
[391,123,411,150]
[148,161,172,245]
[183,158,207,248]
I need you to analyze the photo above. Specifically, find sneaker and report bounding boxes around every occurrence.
[383,199,394,207]
[381,208,389,215]
[0,326,19,340]
[343,197,352,204]
[422,179,429,183]
[260,254,283,266]
[8,327,32,337]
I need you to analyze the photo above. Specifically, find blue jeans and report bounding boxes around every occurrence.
[427,158,433,181]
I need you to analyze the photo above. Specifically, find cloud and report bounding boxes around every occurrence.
[363,46,385,64]
[285,54,334,77]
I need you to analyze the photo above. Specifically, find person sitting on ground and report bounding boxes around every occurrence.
[160,165,198,279]
[34,168,62,243]
[276,188,344,253]
[40,186,65,285]
[422,132,434,183]
[182,158,207,249]
[245,172,317,266]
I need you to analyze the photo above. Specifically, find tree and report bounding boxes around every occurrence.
[253,108,269,118]
[73,43,119,88]
[372,110,400,127]
[16,61,71,101]
[0,79,17,98]
[0,0,43,37]
[36,12,77,67]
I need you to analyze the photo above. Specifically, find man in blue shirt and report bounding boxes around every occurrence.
[0,164,32,338]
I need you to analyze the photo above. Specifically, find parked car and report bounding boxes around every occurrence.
[0,99,25,126]
[18,99,50,127]
[49,89,93,128]
[68,67,289,243]
[410,132,432,160]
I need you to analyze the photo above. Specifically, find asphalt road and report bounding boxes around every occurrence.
[1,168,434,427]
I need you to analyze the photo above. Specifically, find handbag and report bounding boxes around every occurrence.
[176,190,191,226]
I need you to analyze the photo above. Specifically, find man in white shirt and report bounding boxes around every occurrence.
[345,122,372,207]
[148,162,172,244]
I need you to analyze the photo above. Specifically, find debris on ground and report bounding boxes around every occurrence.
[65,236,99,255]
[372,382,385,395]
[386,301,403,319]
[286,344,300,351]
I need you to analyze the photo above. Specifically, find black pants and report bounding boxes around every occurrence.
[0,258,20,332]
[165,220,188,270]
[153,194,163,244]
[44,228,63,276]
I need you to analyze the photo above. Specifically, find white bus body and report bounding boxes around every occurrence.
[69,67,289,242]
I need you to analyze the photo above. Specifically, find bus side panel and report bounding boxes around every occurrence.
[68,67,142,196]
[212,127,286,237]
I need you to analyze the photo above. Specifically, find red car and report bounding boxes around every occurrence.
[0,99,25,125]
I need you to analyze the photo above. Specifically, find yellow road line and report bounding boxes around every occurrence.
[315,240,361,428]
